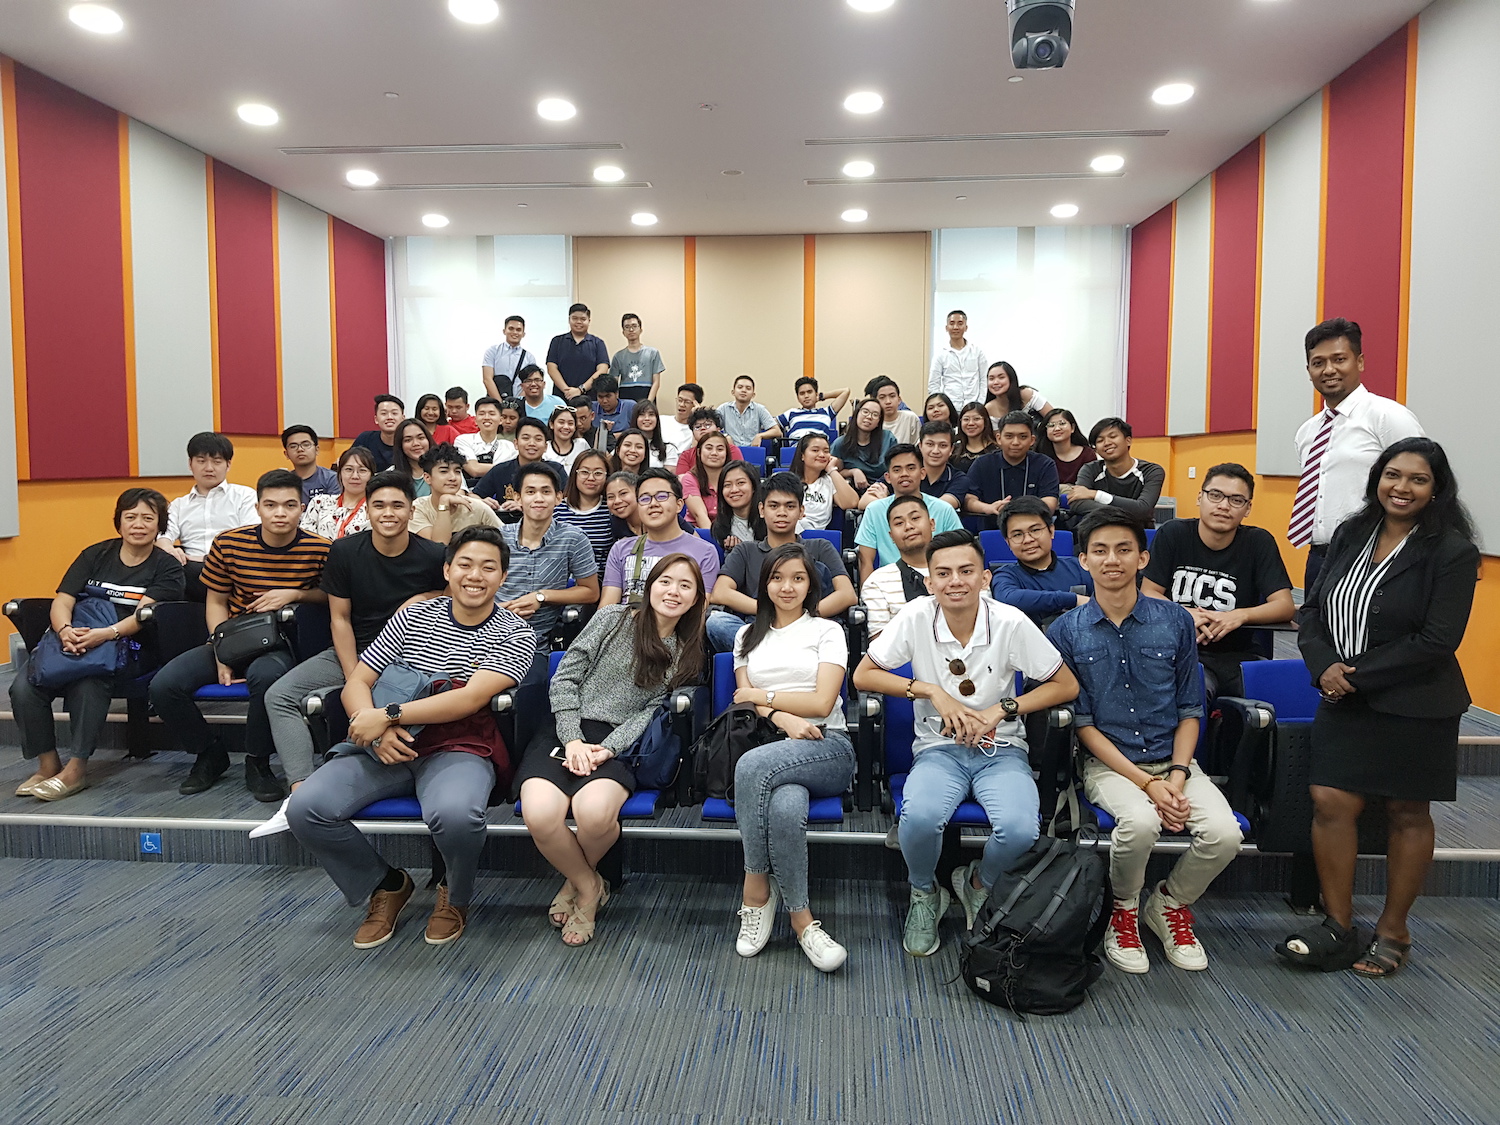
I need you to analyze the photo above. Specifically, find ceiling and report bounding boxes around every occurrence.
[0,0,1430,238]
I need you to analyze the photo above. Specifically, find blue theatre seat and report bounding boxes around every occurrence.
[979,529,1074,571]
[738,446,767,469]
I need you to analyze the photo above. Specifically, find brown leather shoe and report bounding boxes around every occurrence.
[425,884,467,945]
[353,870,414,949]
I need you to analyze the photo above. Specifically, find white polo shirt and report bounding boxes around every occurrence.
[1293,383,1424,547]
[164,480,258,559]
[867,596,1062,754]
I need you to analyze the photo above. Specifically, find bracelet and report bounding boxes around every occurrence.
[1164,764,1191,779]
[1137,775,1162,791]
[110,624,120,640]
[905,678,917,701]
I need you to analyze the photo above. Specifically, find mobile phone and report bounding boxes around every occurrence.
[549,745,567,760]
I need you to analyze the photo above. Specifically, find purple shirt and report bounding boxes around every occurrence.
[602,530,720,602]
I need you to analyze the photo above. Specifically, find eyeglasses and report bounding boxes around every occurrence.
[1200,488,1250,510]
[639,491,677,506]
[286,441,316,452]
[948,658,977,697]
[577,469,607,480]
[1005,526,1048,543]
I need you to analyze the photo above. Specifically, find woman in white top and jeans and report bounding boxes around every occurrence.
[731,543,854,972]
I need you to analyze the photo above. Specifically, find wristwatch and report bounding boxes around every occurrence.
[999,697,1019,718]
[765,690,776,705]
[535,591,548,604]
[385,703,402,723]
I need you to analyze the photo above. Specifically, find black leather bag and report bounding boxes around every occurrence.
[210,611,287,669]
[690,702,781,801]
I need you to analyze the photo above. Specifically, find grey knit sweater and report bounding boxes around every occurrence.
[550,604,680,753]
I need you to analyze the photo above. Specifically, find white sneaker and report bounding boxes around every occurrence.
[735,883,779,957]
[248,796,292,840]
[1104,900,1150,974]
[1142,882,1209,971]
[797,920,847,972]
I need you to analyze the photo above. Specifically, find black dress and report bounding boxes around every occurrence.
[511,716,637,799]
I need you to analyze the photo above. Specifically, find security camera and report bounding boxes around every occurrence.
[1008,0,1074,69]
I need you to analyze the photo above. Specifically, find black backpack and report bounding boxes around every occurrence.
[959,836,1112,1015]
[690,703,780,801]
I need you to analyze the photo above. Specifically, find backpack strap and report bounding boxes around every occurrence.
[976,837,1066,940]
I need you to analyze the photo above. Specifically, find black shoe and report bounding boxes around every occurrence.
[244,757,286,803]
[179,746,230,795]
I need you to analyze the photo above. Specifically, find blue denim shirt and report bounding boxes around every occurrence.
[1046,594,1202,763]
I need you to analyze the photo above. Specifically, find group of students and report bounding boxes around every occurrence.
[8,313,1478,986]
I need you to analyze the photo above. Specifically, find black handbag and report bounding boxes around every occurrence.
[210,611,288,669]
[690,702,781,801]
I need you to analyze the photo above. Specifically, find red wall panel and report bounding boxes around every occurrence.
[1208,139,1261,433]
[12,64,129,479]
[1322,24,1410,399]
[332,218,388,438]
[1126,204,1173,438]
[210,160,278,434]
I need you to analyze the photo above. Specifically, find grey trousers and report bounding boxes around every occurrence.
[265,648,346,784]
[9,671,120,763]
[286,750,495,908]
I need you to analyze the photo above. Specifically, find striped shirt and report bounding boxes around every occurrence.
[497,520,597,642]
[555,500,616,577]
[777,406,839,443]
[201,525,331,617]
[1325,527,1413,660]
[360,598,535,686]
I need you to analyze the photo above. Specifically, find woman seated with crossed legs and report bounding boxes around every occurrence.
[516,554,706,946]
[731,542,854,972]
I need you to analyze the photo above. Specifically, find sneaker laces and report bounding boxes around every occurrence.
[909,891,941,929]
[1110,907,1144,950]
[737,902,770,942]
[800,921,835,952]
[1161,902,1199,947]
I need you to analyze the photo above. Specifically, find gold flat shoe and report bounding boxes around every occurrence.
[31,775,88,802]
[15,773,50,797]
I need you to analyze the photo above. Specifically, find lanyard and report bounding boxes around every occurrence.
[335,495,366,537]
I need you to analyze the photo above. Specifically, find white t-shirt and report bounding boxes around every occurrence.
[867,597,1061,754]
[796,472,837,532]
[660,416,695,462]
[733,613,848,731]
[455,431,517,468]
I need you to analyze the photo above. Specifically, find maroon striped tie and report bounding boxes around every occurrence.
[1288,409,1337,547]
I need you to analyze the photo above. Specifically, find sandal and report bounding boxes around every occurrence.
[1275,916,1363,971]
[1352,935,1411,979]
[561,877,611,947]
[548,882,576,930]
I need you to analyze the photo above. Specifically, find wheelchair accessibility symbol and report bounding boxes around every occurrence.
[140,832,162,854]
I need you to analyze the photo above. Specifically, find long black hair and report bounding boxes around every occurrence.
[788,431,833,481]
[710,460,765,543]
[632,552,707,691]
[1344,437,1475,545]
[985,361,1023,415]
[630,398,669,462]
[736,542,823,659]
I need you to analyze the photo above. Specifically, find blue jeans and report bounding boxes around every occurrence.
[735,731,855,913]
[706,610,750,655]
[898,741,1039,892]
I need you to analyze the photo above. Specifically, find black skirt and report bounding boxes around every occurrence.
[510,716,637,800]
[1310,695,1459,802]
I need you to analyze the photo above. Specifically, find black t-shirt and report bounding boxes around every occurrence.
[1142,518,1291,653]
[721,537,846,600]
[474,458,567,505]
[59,540,186,620]
[319,531,448,650]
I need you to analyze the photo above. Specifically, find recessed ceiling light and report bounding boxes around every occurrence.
[841,208,869,223]
[236,103,280,127]
[1008,76,1023,84]
[1090,154,1125,173]
[516,203,528,208]
[842,160,875,178]
[448,0,500,24]
[1050,203,1079,219]
[68,4,123,34]
[345,169,379,187]
[847,0,895,10]
[955,195,967,201]
[843,91,883,115]
[631,212,658,226]
[384,91,400,99]
[1151,82,1195,106]
[593,165,625,183]
[721,169,743,176]
[537,98,576,121]
[422,214,450,229]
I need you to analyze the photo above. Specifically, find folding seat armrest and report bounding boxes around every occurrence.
[841,547,860,586]
[135,603,155,625]
[302,689,330,718]
[855,691,885,810]
[669,683,709,807]
[275,605,297,624]
[1208,696,1277,817]
[1048,704,1074,729]
[490,689,517,714]
[3,599,19,617]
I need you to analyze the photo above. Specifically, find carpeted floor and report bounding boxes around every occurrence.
[1,857,1497,1124]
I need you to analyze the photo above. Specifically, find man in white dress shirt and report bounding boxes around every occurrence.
[1291,318,1424,591]
[929,310,988,405]
[157,432,259,601]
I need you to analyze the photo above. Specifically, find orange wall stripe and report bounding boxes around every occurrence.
[1395,17,1419,405]
[1251,133,1267,433]
[683,235,697,383]
[1,59,27,480]
[117,113,138,476]
[204,155,221,430]
[271,193,284,431]
[803,234,816,381]
[326,215,340,436]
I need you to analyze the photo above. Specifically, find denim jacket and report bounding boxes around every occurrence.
[1047,595,1202,763]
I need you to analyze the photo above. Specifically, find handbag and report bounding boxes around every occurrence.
[616,701,683,790]
[690,702,782,801]
[210,611,287,669]
[26,590,132,691]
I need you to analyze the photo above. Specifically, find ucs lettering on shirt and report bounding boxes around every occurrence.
[1170,569,1237,612]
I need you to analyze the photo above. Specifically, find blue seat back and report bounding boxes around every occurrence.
[695,527,726,562]
[802,528,842,552]
[1053,530,1074,557]
[1241,659,1320,723]
[738,446,767,469]
[779,447,796,467]
[712,648,846,717]
[1145,528,1157,548]
[979,530,1015,569]
[549,649,565,676]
